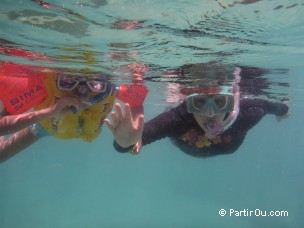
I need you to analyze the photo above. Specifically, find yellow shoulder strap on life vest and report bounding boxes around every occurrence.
[34,75,72,138]
[80,91,115,142]
[34,74,69,110]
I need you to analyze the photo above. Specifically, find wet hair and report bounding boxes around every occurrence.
[178,62,235,86]
[177,62,240,98]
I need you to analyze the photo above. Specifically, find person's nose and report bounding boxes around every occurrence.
[76,83,89,95]
[205,105,216,117]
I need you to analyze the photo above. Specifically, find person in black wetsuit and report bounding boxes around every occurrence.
[105,67,290,158]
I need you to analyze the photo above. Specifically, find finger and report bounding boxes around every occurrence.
[104,118,115,133]
[130,148,140,155]
[110,111,119,125]
[115,103,124,120]
[136,115,144,132]
[63,96,80,104]
[130,151,139,155]
[124,103,133,123]
[129,141,141,155]
[54,98,79,114]
[66,98,81,110]
[69,102,81,113]
[60,107,72,115]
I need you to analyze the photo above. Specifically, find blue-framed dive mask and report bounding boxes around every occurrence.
[186,92,234,115]
[57,76,108,93]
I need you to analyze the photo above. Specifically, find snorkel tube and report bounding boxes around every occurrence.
[221,67,241,131]
[206,67,241,137]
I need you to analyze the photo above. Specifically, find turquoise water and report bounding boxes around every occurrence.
[1,0,304,227]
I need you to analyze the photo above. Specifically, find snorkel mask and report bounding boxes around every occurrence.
[186,89,234,116]
[182,67,241,138]
[56,75,148,112]
[57,75,115,106]
[57,76,109,93]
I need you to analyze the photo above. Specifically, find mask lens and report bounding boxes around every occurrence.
[57,76,79,91]
[192,96,207,110]
[187,94,234,114]
[213,95,228,109]
[86,80,107,93]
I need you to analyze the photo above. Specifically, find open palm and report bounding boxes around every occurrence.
[105,103,144,149]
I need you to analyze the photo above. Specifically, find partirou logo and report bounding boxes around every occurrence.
[219,208,289,217]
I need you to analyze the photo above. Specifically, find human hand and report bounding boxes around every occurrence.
[276,110,291,122]
[276,100,291,122]
[105,103,144,152]
[48,96,82,116]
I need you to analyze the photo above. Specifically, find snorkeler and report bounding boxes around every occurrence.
[34,75,117,142]
[0,47,147,163]
[0,59,83,163]
[33,71,148,142]
[105,67,289,157]
[0,72,147,163]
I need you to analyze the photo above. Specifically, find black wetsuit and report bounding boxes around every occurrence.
[114,99,288,158]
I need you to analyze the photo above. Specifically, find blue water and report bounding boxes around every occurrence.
[1,0,304,227]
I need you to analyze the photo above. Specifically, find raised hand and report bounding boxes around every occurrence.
[105,103,144,151]
[48,96,82,116]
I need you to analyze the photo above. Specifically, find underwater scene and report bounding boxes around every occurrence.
[1,0,304,227]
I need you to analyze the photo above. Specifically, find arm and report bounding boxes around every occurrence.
[0,96,82,136]
[243,99,289,117]
[237,99,289,131]
[0,96,82,163]
[0,106,61,136]
[0,127,38,163]
[259,99,289,116]
[105,102,190,154]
